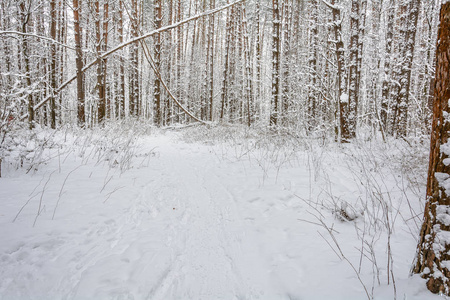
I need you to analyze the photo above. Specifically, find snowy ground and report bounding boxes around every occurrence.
[0,124,441,299]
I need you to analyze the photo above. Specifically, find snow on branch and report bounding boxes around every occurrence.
[0,31,76,51]
[21,0,246,122]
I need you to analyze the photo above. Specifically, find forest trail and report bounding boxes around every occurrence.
[0,132,436,300]
[67,136,307,299]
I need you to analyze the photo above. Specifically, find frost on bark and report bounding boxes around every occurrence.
[208,0,215,122]
[117,0,125,119]
[176,0,184,123]
[328,0,348,142]
[271,0,281,126]
[94,0,108,123]
[153,0,162,126]
[381,0,394,133]
[49,0,57,128]
[19,1,34,129]
[281,0,291,126]
[392,0,421,137]
[413,3,450,295]
[129,0,140,117]
[307,0,318,130]
[242,4,253,126]
[220,5,232,120]
[346,0,360,140]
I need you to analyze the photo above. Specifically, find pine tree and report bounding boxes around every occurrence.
[413,2,450,295]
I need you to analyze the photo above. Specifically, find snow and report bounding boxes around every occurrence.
[0,125,441,300]
[340,93,349,103]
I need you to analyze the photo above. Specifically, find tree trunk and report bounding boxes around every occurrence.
[129,0,139,117]
[208,0,215,122]
[346,0,360,140]
[176,0,184,123]
[49,0,57,128]
[117,0,125,119]
[220,5,232,120]
[392,0,421,137]
[413,2,450,295]
[19,2,34,129]
[73,0,85,125]
[329,0,348,142]
[281,0,291,126]
[271,0,281,126]
[308,0,318,131]
[381,0,394,134]
[153,0,162,126]
[94,0,106,123]
[255,1,262,106]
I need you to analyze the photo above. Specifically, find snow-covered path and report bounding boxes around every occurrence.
[0,132,439,300]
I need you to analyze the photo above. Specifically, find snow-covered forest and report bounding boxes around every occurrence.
[1,0,449,299]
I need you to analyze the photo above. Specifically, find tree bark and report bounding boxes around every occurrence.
[381,0,394,134]
[346,0,360,140]
[19,1,34,129]
[73,0,85,125]
[271,0,281,126]
[153,0,162,126]
[413,2,450,295]
[49,0,57,128]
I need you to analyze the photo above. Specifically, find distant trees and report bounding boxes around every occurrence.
[413,2,450,294]
[0,0,439,139]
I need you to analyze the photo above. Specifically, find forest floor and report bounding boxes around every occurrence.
[0,123,441,299]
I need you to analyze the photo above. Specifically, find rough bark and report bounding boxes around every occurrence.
[392,0,421,137]
[347,0,360,140]
[413,3,450,295]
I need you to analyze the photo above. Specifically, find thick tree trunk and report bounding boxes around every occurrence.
[413,3,450,295]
